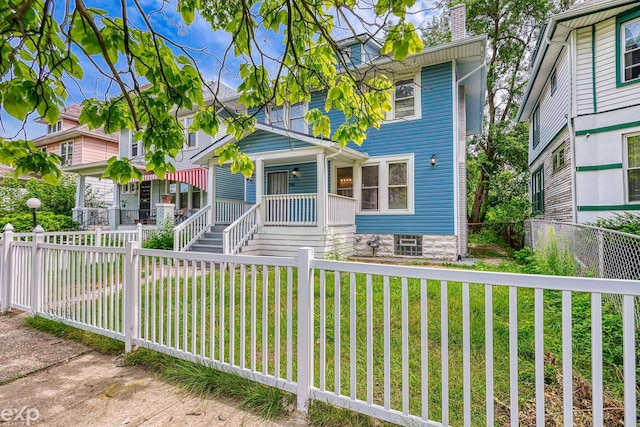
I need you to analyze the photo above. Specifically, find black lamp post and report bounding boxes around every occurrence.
[26,198,41,229]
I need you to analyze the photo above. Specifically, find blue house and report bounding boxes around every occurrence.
[190,6,486,259]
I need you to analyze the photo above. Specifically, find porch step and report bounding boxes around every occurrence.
[186,225,228,253]
[188,244,223,253]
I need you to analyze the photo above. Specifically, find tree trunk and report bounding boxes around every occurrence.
[469,168,489,231]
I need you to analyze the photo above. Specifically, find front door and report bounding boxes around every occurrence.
[139,181,151,222]
[267,171,288,195]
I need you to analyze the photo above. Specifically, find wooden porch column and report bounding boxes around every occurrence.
[255,158,264,225]
[316,152,326,229]
[207,159,216,225]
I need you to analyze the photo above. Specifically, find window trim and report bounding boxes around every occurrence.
[550,69,557,96]
[552,142,566,174]
[129,132,143,158]
[336,154,414,215]
[531,165,544,214]
[47,120,62,134]
[624,132,640,203]
[121,182,139,195]
[385,73,422,123]
[532,105,541,148]
[60,140,73,166]
[183,116,199,150]
[616,8,640,87]
[265,102,309,133]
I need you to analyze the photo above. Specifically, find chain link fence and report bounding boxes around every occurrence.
[526,219,640,322]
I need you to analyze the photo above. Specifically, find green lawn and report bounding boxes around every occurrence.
[129,259,633,426]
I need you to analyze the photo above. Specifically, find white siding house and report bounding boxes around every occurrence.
[518,0,640,224]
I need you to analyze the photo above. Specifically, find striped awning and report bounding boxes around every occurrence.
[142,167,208,191]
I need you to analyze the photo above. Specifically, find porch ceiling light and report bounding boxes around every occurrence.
[430,154,437,166]
[292,167,299,178]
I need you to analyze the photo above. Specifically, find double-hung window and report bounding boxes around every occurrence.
[621,15,640,84]
[387,76,420,121]
[185,116,198,148]
[354,154,414,214]
[60,141,73,166]
[361,165,379,211]
[531,166,544,213]
[266,103,308,133]
[626,133,640,202]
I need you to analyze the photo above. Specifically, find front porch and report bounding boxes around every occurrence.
[199,142,362,256]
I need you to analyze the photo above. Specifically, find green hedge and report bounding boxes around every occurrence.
[0,212,79,232]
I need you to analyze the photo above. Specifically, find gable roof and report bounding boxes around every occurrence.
[190,122,369,165]
[517,0,639,121]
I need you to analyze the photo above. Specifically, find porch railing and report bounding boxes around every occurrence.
[264,193,317,226]
[120,209,156,225]
[173,203,211,251]
[327,193,357,226]
[223,204,259,255]
[215,199,253,225]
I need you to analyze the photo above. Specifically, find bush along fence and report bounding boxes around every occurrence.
[527,219,640,324]
[0,230,639,426]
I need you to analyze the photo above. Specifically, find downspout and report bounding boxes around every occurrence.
[546,28,577,223]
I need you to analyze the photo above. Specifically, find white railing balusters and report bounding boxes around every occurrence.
[2,239,640,427]
[173,204,211,251]
[215,199,253,225]
[223,204,259,255]
[263,193,317,226]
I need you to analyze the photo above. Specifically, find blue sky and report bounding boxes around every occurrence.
[1,0,439,140]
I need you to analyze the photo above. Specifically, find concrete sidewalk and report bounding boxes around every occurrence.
[0,313,303,426]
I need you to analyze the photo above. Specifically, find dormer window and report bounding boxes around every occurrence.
[266,102,308,133]
[47,120,62,134]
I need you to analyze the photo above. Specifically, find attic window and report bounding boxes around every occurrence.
[621,16,640,83]
[47,120,62,134]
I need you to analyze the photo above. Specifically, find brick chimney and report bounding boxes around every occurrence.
[450,4,467,41]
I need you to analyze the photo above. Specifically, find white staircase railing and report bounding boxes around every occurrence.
[223,204,259,255]
[173,204,211,251]
[327,193,357,226]
[263,193,317,226]
[216,198,253,225]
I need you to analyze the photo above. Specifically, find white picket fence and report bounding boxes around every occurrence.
[0,239,638,426]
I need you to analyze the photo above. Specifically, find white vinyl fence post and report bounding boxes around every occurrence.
[137,223,143,243]
[0,224,15,313]
[30,226,44,314]
[124,240,141,352]
[296,247,314,412]
[95,227,102,247]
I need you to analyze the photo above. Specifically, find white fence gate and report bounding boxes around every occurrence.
[1,232,639,426]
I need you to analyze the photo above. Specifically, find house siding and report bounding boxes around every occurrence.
[216,166,245,200]
[530,129,573,222]
[592,17,640,113]
[79,135,118,164]
[575,26,595,116]
[348,62,455,235]
[238,129,314,154]
[530,49,570,164]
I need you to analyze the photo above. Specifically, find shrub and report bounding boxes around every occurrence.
[142,220,174,250]
[590,212,640,235]
[534,227,577,276]
[0,212,78,232]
